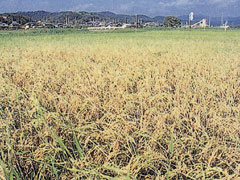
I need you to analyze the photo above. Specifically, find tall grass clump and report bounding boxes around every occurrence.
[0,30,240,179]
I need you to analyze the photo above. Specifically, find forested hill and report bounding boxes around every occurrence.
[17,11,159,24]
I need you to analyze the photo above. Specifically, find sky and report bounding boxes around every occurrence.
[0,0,239,17]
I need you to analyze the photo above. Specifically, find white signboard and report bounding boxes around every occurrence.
[189,12,194,21]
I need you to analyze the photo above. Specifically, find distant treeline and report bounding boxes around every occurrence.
[1,11,240,26]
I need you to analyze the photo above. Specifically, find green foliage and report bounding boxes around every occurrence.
[0,13,32,25]
[164,16,181,27]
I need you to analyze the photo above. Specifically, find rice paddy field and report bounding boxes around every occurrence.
[0,29,240,179]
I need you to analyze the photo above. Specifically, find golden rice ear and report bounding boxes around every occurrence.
[0,30,239,179]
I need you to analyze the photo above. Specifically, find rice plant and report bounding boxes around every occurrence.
[0,29,240,179]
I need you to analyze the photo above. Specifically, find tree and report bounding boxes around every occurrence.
[164,16,181,27]
[0,14,32,25]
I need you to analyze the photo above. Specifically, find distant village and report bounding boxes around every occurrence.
[0,11,236,31]
[0,14,164,30]
[0,17,209,30]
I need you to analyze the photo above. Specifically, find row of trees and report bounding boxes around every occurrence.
[0,14,32,25]
[163,16,181,27]
[0,13,182,28]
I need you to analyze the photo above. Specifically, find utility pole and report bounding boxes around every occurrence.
[221,13,223,26]
[19,15,21,25]
[66,16,69,25]
[189,18,191,30]
[209,16,211,27]
[135,14,138,29]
